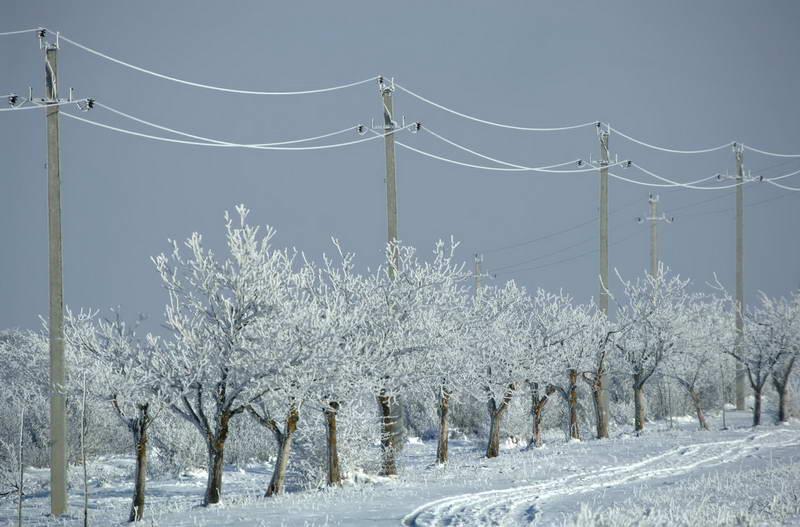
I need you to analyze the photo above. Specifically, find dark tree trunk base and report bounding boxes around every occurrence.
[324,402,341,487]
[378,393,400,476]
[436,389,451,465]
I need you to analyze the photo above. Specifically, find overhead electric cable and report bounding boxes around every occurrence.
[95,101,358,147]
[765,180,800,192]
[62,110,411,150]
[49,31,379,96]
[491,231,604,273]
[393,137,630,173]
[668,192,731,213]
[484,218,597,255]
[743,144,800,159]
[630,163,745,190]
[493,229,642,276]
[395,83,597,132]
[683,191,798,219]
[483,196,641,255]
[760,167,800,182]
[0,28,40,36]
[608,125,733,154]
[421,126,602,172]
[396,136,736,190]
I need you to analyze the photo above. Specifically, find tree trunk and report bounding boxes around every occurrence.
[436,387,451,465]
[204,446,225,505]
[128,405,149,522]
[266,406,299,497]
[203,412,231,506]
[773,369,793,423]
[486,407,505,458]
[486,389,513,458]
[567,369,581,440]
[777,386,788,423]
[633,374,646,433]
[592,371,609,439]
[753,386,762,426]
[377,392,400,476]
[528,382,553,449]
[690,391,709,431]
[324,402,341,487]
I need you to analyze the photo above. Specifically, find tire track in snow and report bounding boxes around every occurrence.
[402,429,798,526]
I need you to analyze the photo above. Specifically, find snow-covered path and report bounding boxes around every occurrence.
[2,416,799,526]
[404,428,800,526]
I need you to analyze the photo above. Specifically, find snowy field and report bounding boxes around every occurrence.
[2,411,799,527]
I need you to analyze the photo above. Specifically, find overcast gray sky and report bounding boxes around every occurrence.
[2,1,799,331]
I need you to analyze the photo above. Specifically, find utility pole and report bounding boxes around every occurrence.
[595,126,610,439]
[376,77,402,476]
[45,38,68,517]
[649,195,658,277]
[474,253,483,292]
[637,194,673,277]
[599,129,609,313]
[381,78,399,276]
[734,144,746,410]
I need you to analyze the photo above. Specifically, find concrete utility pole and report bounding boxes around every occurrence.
[376,77,403,477]
[381,79,399,275]
[599,130,610,313]
[649,195,658,277]
[474,253,483,292]
[594,127,610,439]
[735,144,746,410]
[637,194,673,277]
[45,42,68,517]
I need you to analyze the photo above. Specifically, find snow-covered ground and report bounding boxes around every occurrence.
[2,412,799,526]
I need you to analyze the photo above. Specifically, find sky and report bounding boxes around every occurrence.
[2,1,799,331]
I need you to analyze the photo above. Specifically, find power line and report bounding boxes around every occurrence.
[667,192,731,213]
[609,125,733,155]
[62,109,413,150]
[682,190,798,219]
[630,163,743,190]
[743,144,800,159]
[394,135,630,173]
[484,217,597,255]
[421,126,607,173]
[395,83,598,132]
[491,230,606,273]
[482,196,641,255]
[766,180,800,192]
[395,135,750,190]
[44,30,380,96]
[0,28,40,36]
[494,228,642,277]
[95,101,360,147]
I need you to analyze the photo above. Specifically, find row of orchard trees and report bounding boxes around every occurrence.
[16,205,796,523]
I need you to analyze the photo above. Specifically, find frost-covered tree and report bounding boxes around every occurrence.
[725,291,800,425]
[358,240,469,474]
[612,264,695,433]
[152,205,295,505]
[539,294,597,442]
[767,292,800,423]
[0,332,47,523]
[64,310,177,522]
[306,244,373,485]
[404,241,470,465]
[245,259,347,496]
[575,303,615,440]
[519,290,586,446]
[666,297,729,431]
[465,281,530,458]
